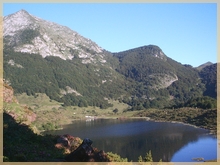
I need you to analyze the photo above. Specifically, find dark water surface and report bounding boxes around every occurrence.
[44,118,217,162]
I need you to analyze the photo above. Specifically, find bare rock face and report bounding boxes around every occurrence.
[3,10,106,63]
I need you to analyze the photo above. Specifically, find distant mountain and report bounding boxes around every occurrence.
[3,10,216,109]
[113,46,205,109]
[113,45,177,89]
[199,63,217,98]
[196,62,213,71]
[3,10,126,108]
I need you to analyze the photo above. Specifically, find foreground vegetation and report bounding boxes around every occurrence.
[3,113,66,162]
[3,112,147,162]
[3,92,217,162]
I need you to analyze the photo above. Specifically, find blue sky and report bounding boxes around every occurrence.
[3,3,217,67]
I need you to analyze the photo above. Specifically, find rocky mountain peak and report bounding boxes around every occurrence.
[4,10,104,62]
[15,9,31,16]
[3,9,38,36]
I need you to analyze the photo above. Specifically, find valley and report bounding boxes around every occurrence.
[3,10,217,111]
[15,93,217,135]
[3,88,217,162]
[2,9,217,162]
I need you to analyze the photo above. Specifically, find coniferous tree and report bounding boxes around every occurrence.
[144,150,153,162]
[138,155,143,162]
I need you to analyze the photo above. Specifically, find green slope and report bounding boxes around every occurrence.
[3,45,216,110]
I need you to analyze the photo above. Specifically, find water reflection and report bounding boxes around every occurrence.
[44,119,216,162]
[171,136,217,162]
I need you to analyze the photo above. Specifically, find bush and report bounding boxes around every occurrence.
[42,122,56,131]
[106,152,128,162]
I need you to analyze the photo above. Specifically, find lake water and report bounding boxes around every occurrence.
[44,118,217,162]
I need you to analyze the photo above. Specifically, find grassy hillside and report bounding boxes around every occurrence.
[16,93,131,131]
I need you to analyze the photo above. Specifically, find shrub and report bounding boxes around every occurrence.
[106,152,128,162]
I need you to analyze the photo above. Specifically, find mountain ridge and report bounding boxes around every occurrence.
[3,10,216,109]
[196,61,213,71]
[113,45,167,61]
[4,10,104,62]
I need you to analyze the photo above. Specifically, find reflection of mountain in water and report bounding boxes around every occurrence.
[44,119,210,162]
[92,121,209,162]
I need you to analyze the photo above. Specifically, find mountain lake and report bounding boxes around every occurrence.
[44,118,217,162]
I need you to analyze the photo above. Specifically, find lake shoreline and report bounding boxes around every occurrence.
[43,115,215,136]
[42,115,217,162]
[87,116,216,135]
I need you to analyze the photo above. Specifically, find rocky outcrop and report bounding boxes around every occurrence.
[65,138,94,162]
[149,73,178,89]
[4,10,104,63]
[3,83,18,103]
[65,138,110,162]
[3,83,36,125]
[55,134,83,154]
[55,135,110,162]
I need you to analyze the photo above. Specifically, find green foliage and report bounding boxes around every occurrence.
[3,45,216,110]
[3,49,125,109]
[114,46,173,84]
[3,156,10,162]
[134,108,217,134]
[106,152,128,162]
[19,29,40,45]
[138,155,143,162]
[4,29,40,47]
[184,96,217,109]
[3,50,60,97]
[42,122,61,131]
[138,150,154,162]
[199,64,217,98]
[113,45,206,109]
[3,102,32,125]
[144,150,153,162]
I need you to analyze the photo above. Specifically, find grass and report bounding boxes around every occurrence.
[15,93,217,135]
[4,93,217,162]
[16,93,62,109]
[15,93,132,131]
